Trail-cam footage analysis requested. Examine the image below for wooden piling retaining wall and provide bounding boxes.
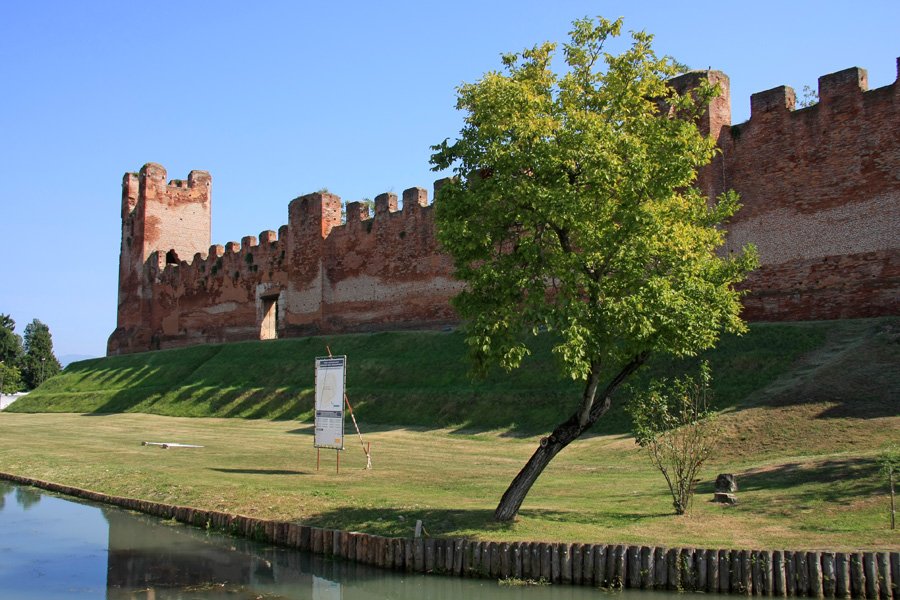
[2,472,898,599]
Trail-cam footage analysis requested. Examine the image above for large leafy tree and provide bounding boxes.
[0,314,23,366]
[22,319,61,389]
[430,17,758,521]
[0,314,24,394]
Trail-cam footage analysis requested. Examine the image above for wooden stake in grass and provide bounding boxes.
[345,393,372,470]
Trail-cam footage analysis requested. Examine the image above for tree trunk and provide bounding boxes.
[493,352,649,521]
[493,421,582,521]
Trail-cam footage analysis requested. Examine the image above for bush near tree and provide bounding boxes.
[628,361,719,515]
[430,16,757,521]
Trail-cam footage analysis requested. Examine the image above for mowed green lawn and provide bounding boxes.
[2,318,898,550]
[0,408,896,551]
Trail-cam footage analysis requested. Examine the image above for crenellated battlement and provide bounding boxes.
[715,59,900,323]
[749,85,796,116]
[106,171,460,356]
[108,58,900,356]
[154,227,291,285]
[717,59,899,211]
[740,60,897,125]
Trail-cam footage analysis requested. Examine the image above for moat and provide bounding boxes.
[0,482,688,599]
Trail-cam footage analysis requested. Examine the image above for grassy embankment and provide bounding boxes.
[2,318,898,550]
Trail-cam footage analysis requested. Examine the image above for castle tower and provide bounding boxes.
[107,163,211,355]
[667,69,732,200]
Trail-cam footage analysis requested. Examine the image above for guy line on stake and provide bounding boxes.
[327,345,372,470]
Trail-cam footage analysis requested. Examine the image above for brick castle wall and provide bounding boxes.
[704,62,899,321]
[107,60,899,356]
[107,169,461,355]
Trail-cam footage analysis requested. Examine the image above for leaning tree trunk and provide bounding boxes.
[493,352,649,522]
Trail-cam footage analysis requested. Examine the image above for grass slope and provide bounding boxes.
[15,318,891,435]
[3,317,898,549]
[0,410,896,550]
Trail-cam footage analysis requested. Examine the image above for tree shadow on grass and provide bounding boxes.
[303,506,518,538]
[208,468,309,476]
[303,504,670,539]
[759,322,900,420]
[284,424,403,435]
[735,457,880,506]
[523,507,674,524]
[214,388,313,420]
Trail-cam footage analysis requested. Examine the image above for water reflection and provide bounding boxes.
[0,481,10,510]
[15,485,41,509]
[0,483,108,599]
[0,483,680,599]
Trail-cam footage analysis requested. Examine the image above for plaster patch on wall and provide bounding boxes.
[329,274,465,304]
[726,193,900,265]
[285,277,323,315]
[205,302,238,314]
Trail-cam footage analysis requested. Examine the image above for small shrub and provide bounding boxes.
[628,361,719,515]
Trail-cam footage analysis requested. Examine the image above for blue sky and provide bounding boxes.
[1,1,898,360]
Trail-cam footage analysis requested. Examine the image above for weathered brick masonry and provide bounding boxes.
[107,60,899,356]
[701,63,900,321]
[107,169,460,355]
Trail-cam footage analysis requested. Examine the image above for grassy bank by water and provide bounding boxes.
[2,318,898,549]
[0,410,896,550]
[13,318,898,435]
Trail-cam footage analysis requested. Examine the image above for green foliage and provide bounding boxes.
[877,444,899,478]
[0,361,23,394]
[1,313,39,392]
[22,319,61,389]
[628,362,718,514]
[429,15,757,520]
[0,314,24,366]
[798,84,819,108]
[430,16,758,383]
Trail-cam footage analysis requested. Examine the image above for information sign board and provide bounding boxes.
[314,356,346,450]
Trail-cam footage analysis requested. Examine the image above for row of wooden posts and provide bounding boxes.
[263,526,900,600]
[3,473,898,599]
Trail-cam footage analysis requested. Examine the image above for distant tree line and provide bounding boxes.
[0,314,61,393]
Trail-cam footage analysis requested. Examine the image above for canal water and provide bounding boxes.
[0,482,683,599]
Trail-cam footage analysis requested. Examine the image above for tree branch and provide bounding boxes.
[587,350,651,424]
